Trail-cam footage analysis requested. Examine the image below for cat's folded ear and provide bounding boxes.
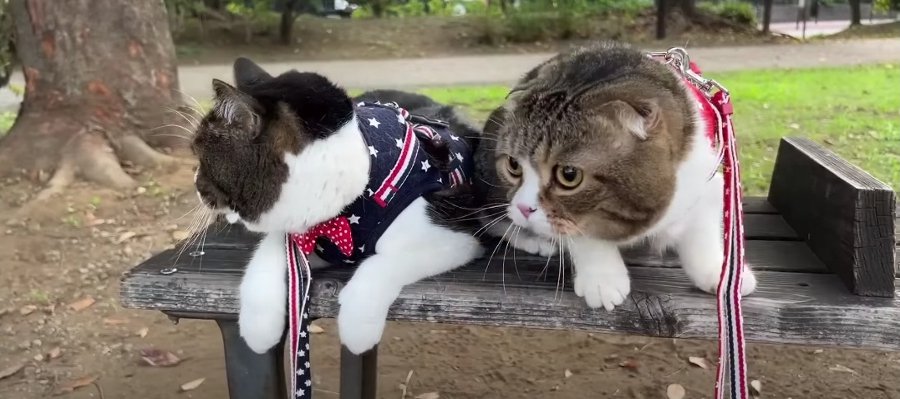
[211,79,263,137]
[599,99,661,141]
[233,57,273,89]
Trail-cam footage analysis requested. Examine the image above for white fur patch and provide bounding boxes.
[241,116,370,234]
[507,162,555,237]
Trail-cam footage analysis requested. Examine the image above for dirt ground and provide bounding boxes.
[1,159,900,399]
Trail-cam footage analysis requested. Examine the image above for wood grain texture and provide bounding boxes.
[120,251,900,351]
[768,137,897,297]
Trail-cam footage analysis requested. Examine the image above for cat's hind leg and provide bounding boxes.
[674,195,757,296]
[337,197,482,355]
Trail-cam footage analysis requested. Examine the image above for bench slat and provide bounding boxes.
[146,238,825,277]
[120,259,900,351]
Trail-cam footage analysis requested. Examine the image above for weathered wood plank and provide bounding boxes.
[768,137,897,297]
[120,253,900,351]
[193,211,800,253]
[160,236,826,275]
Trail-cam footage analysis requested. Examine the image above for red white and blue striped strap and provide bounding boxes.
[649,48,749,399]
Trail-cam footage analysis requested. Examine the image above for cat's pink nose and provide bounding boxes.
[517,204,537,219]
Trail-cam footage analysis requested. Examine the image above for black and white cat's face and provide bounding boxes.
[192,58,370,233]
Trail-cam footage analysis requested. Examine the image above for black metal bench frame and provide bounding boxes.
[120,137,898,399]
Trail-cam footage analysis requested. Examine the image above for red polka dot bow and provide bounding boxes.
[289,217,354,257]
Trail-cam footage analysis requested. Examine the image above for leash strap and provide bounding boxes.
[648,48,749,399]
[287,233,313,398]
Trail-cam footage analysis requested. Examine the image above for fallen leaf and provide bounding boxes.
[139,348,182,367]
[788,123,800,130]
[103,317,128,325]
[136,327,149,338]
[618,359,639,370]
[415,393,439,399]
[48,347,62,359]
[19,305,37,315]
[688,356,710,370]
[564,369,573,379]
[180,377,205,391]
[829,364,857,374]
[53,375,97,395]
[0,362,25,380]
[813,349,824,354]
[666,383,686,399]
[750,379,762,395]
[115,231,137,244]
[33,354,44,362]
[67,296,95,312]
[309,324,325,334]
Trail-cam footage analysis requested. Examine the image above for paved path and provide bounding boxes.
[1,38,899,111]
[766,19,896,38]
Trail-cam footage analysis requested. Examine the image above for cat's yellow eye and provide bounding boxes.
[506,156,522,178]
[555,165,583,189]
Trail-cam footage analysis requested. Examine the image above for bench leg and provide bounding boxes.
[216,319,286,399]
[340,345,377,399]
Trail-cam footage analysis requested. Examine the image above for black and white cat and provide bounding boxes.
[191,58,483,355]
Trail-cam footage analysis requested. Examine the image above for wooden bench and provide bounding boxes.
[119,137,898,399]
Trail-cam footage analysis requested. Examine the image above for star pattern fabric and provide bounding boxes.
[284,102,475,399]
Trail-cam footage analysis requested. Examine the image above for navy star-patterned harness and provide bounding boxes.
[286,101,474,398]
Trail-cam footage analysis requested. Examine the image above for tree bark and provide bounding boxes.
[849,0,862,25]
[762,0,773,34]
[280,0,299,45]
[0,0,185,191]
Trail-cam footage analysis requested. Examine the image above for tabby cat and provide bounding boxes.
[473,42,758,311]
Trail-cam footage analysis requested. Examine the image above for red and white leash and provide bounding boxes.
[648,48,749,399]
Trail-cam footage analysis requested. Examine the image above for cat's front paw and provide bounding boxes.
[573,269,631,311]
[511,235,558,257]
[337,281,392,355]
[239,304,285,354]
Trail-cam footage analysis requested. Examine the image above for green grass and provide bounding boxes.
[0,111,16,138]
[416,64,900,195]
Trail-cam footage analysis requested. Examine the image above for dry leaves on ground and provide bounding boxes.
[139,348,182,367]
[67,296,95,312]
[564,369,573,378]
[53,375,98,395]
[0,362,25,380]
[48,347,62,360]
[666,384,686,399]
[136,327,149,338]
[19,305,37,315]
[618,359,639,370]
[115,231,137,244]
[750,379,762,395]
[829,364,857,374]
[180,377,205,392]
[103,317,129,325]
[688,356,710,370]
[415,393,439,399]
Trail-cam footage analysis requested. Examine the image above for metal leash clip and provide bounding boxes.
[647,47,728,96]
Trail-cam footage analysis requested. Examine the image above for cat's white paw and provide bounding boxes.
[692,267,758,297]
[337,281,391,355]
[512,235,558,257]
[239,304,285,354]
[573,269,631,311]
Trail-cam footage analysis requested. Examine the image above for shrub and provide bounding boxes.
[698,1,757,26]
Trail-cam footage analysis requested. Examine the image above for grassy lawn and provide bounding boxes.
[419,64,900,195]
[1,65,895,195]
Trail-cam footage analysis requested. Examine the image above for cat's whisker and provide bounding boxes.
[150,124,196,137]
[174,88,207,113]
[478,178,504,188]
[500,226,517,295]
[167,107,200,128]
[537,236,557,282]
[555,233,566,301]
[473,213,507,238]
[482,222,513,281]
[510,226,523,281]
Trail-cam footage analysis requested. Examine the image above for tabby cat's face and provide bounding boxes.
[483,42,696,241]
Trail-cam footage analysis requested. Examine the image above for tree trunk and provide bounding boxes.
[762,0,773,34]
[849,0,862,25]
[371,0,385,17]
[280,0,299,45]
[0,0,185,192]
